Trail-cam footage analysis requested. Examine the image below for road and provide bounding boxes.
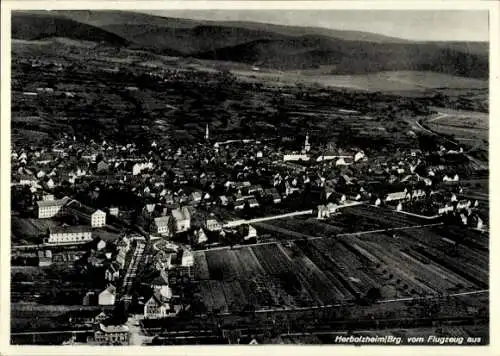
[223,201,364,228]
[427,112,449,123]
[118,240,146,302]
[12,241,88,251]
[12,289,488,337]
[223,210,314,228]
[414,118,488,171]
[11,329,92,336]
[369,204,439,220]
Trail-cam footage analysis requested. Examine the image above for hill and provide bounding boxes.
[11,12,129,46]
[194,37,488,78]
[11,10,489,79]
[51,10,412,43]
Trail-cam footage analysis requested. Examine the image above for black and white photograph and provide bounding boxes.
[1,2,497,352]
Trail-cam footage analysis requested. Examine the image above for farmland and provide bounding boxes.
[425,109,488,144]
[193,220,487,314]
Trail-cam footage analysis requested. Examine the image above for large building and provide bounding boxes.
[93,324,129,345]
[36,196,70,218]
[47,226,92,244]
[65,201,106,228]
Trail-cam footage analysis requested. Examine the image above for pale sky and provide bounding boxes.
[141,10,489,42]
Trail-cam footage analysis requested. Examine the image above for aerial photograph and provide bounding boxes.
[9,9,489,346]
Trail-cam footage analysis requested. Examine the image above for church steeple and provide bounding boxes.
[304,133,310,153]
[205,124,209,140]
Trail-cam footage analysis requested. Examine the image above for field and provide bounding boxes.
[425,109,488,143]
[11,216,58,243]
[193,206,488,314]
[232,69,488,92]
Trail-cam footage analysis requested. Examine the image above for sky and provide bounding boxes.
[141,10,489,42]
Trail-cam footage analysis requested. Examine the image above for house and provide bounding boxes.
[143,287,174,319]
[411,190,426,200]
[247,185,263,195]
[354,151,366,162]
[182,249,194,267]
[42,194,54,201]
[37,250,52,266]
[240,225,257,241]
[116,242,129,269]
[443,174,460,182]
[98,285,116,306]
[67,310,101,325]
[384,191,407,202]
[438,203,454,215]
[152,216,173,236]
[154,251,175,272]
[272,192,282,204]
[283,154,310,162]
[97,161,110,173]
[234,201,245,210]
[317,205,330,219]
[82,291,98,306]
[132,162,153,175]
[47,226,92,244]
[247,198,260,208]
[65,201,106,228]
[192,228,208,245]
[468,214,484,230]
[219,195,229,206]
[95,311,110,324]
[205,218,222,232]
[190,191,202,203]
[93,324,129,345]
[151,269,170,288]
[105,263,120,282]
[96,239,106,250]
[171,206,191,233]
[108,207,119,216]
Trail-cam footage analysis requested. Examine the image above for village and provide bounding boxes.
[10,115,488,345]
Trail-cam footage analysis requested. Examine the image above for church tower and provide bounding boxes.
[205,124,209,140]
[304,133,311,153]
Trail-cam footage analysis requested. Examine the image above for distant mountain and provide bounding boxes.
[193,37,488,77]
[11,12,129,46]
[11,10,488,79]
[51,10,413,43]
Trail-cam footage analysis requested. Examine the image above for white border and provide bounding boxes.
[1,1,498,356]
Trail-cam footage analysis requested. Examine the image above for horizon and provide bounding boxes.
[137,10,489,42]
